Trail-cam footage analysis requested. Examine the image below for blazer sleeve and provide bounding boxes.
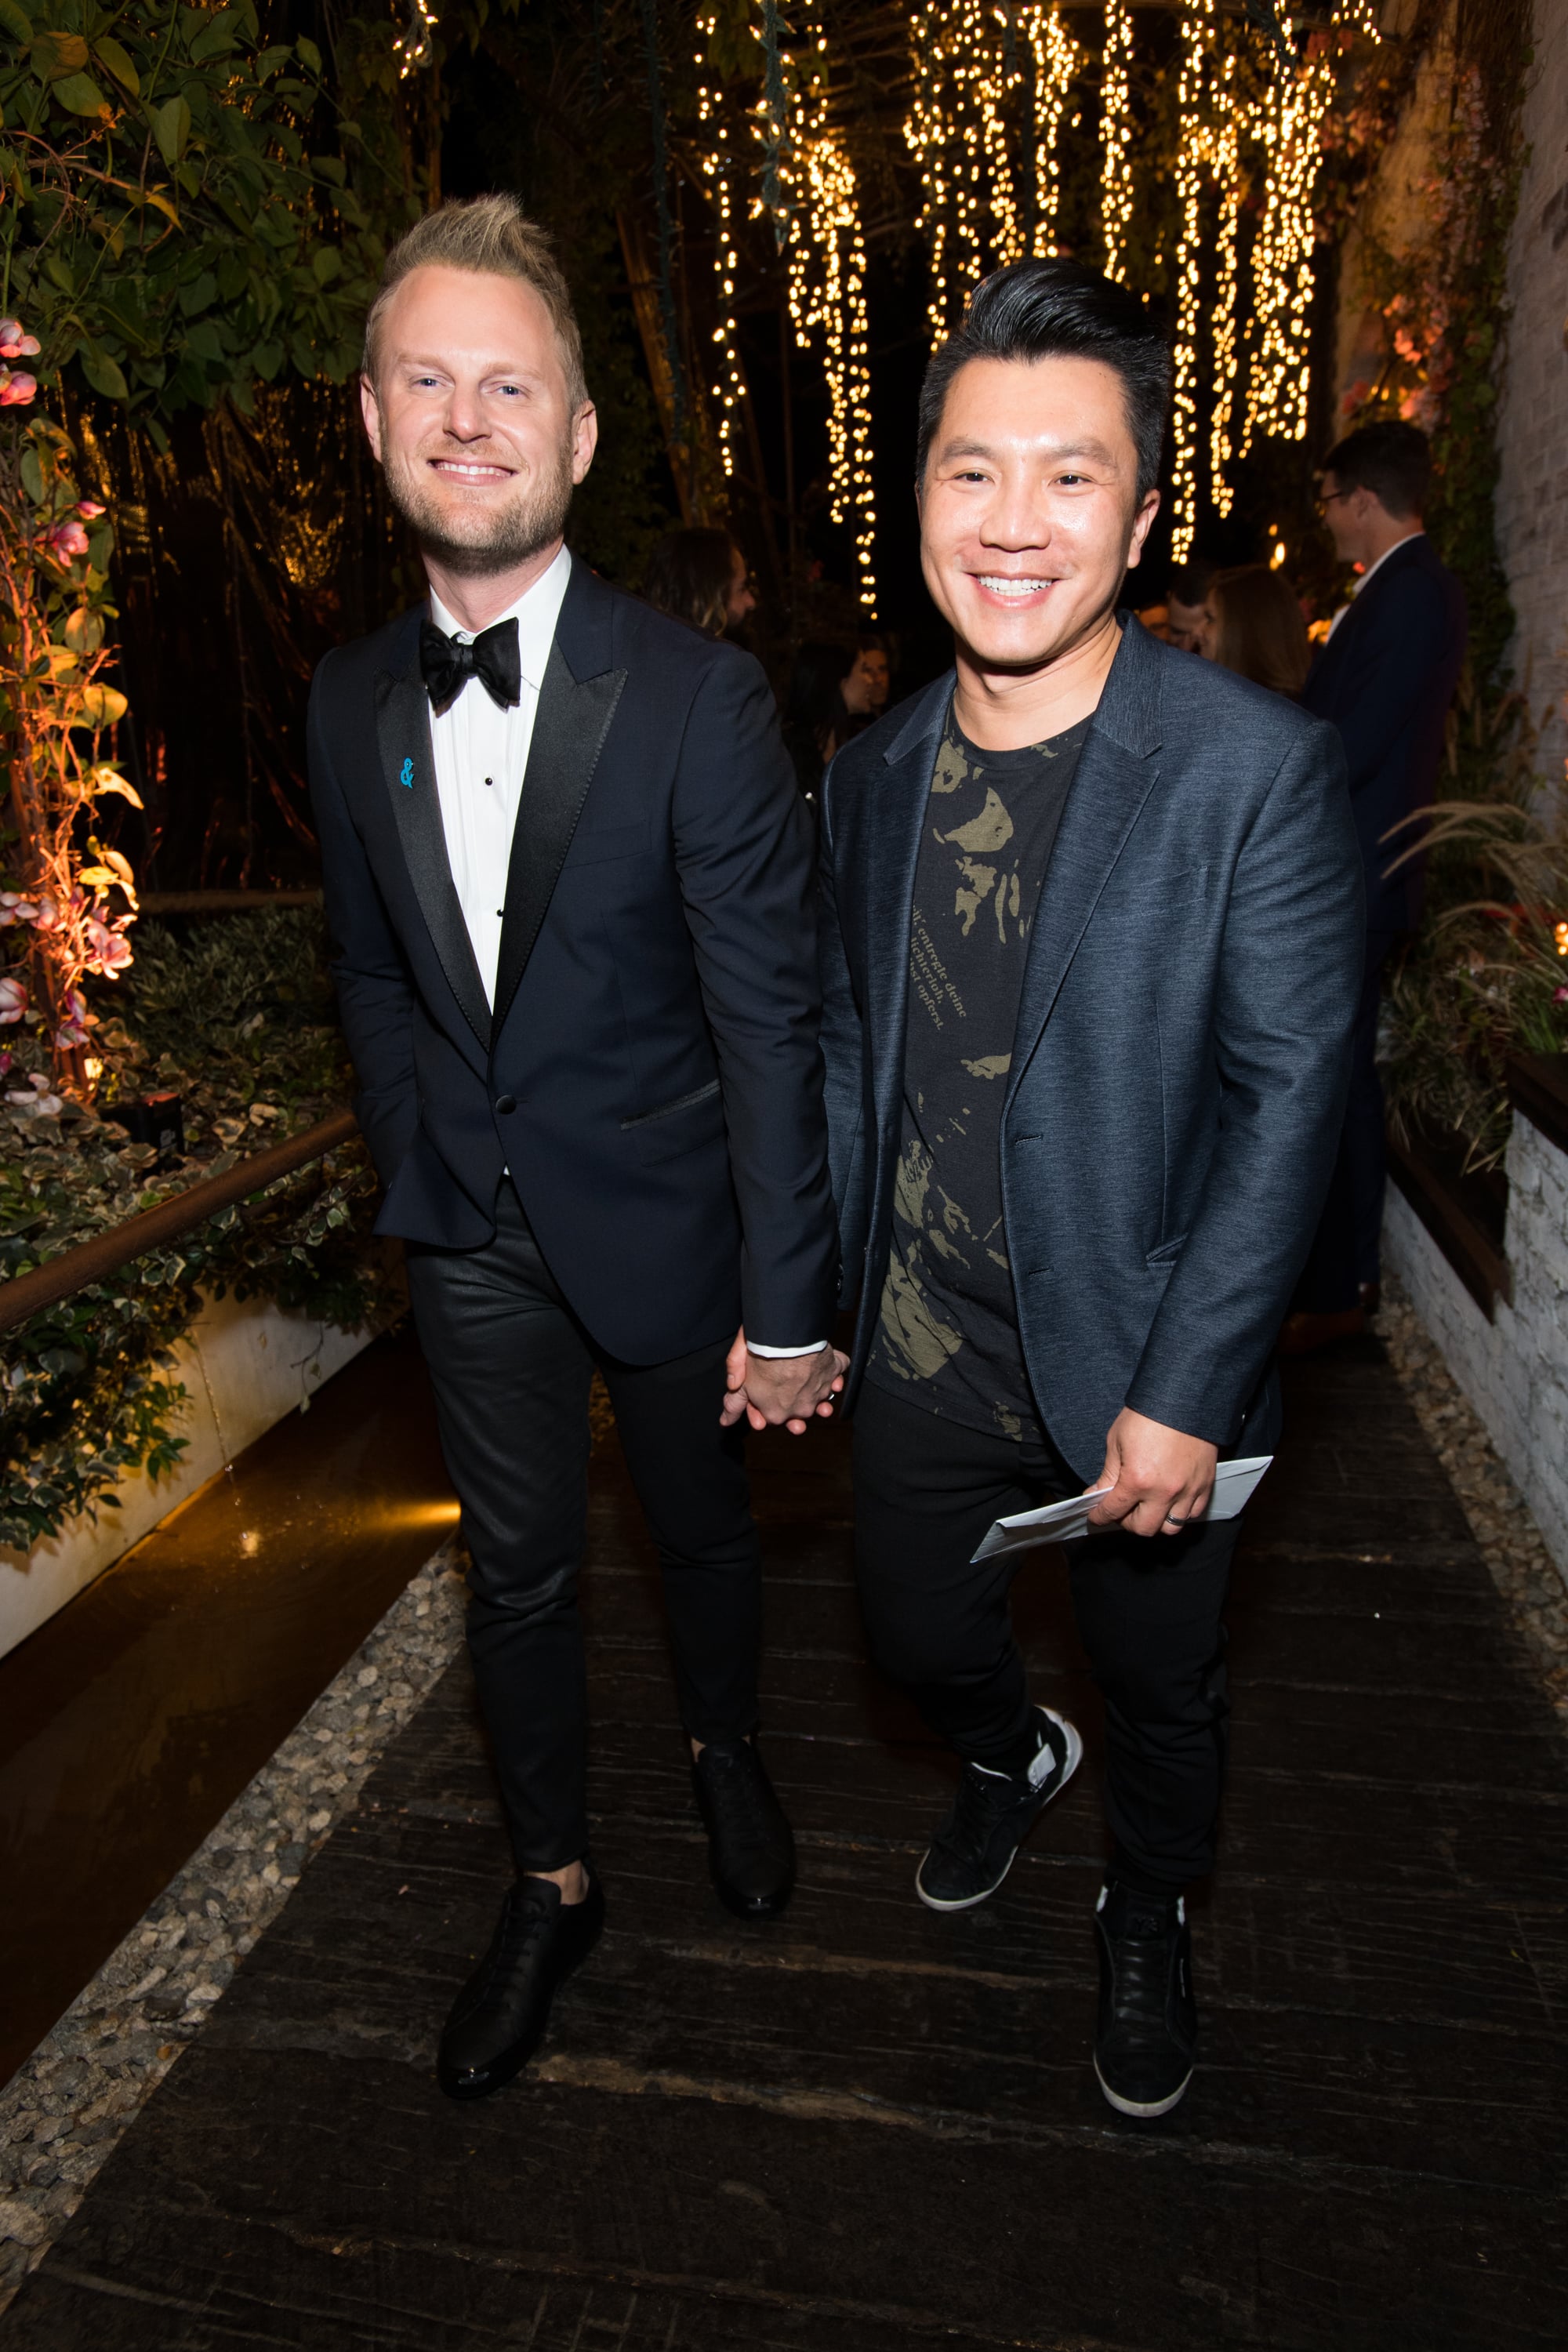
[670,648,840,1349]
[307,662,421,1189]
[1123,720,1364,1443]
[817,753,869,1306]
[1330,568,1451,799]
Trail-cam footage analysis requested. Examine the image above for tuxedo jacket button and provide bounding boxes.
[494,1094,517,1116]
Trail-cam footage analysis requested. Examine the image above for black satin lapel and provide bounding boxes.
[491,643,628,1036]
[1006,730,1160,1111]
[375,670,491,1051]
[866,733,939,1138]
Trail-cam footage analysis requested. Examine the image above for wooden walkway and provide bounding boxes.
[4,1339,1566,2349]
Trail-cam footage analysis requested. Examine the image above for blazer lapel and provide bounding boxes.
[866,677,951,1138]
[374,646,492,1053]
[490,568,628,1039]
[1006,621,1163,1110]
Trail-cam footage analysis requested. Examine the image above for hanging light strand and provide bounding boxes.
[1243,34,1337,452]
[906,2,1024,343]
[1209,48,1241,518]
[696,13,746,480]
[1022,4,1081,260]
[1169,0,1214,563]
[784,21,878,608]
[1098,0,1134,281]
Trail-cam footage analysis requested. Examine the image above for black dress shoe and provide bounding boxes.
[437,1866,604,2101]
[692,1738,795,1918]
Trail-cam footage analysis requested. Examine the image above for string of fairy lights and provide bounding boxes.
[688,0,1383,597]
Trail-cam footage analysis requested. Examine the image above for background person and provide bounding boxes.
[1286,419,1468,1352]
[642,525,757,637]
[818,258,1363,2122]
[782,633,892,800]
[1198,563,1312,697]
[310,197,843,2105]
[1164,559,1214,652]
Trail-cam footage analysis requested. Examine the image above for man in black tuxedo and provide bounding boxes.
[1288,421,1467,1350]
[818,262,1363,2117]
[309,197,844,2101]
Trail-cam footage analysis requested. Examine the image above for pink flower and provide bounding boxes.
[0,372,38,407]
[77,500,105,520]
[48,520,89,561]
[29,893,60,932]
[55,1017,89,1048]
[0,1049,12,1077]
[0,319,38,359]
[0,893,39,928]
[1555,985,1568,1004]
[0,975,28,1024]
[84,920,132,975]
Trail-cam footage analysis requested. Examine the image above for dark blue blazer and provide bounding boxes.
[819,619,1365,1482]
[1299,533,1466,931]
[308,556,839,1364]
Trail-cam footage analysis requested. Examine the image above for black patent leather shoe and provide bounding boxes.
[437,1865,604,2102]
[692,1737,795,1918]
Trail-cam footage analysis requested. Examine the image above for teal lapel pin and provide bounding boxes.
[399,757,415,789]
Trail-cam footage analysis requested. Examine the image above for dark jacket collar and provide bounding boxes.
[880,612,1163,765]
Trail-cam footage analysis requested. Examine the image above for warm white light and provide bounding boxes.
[1099,0,1134,281]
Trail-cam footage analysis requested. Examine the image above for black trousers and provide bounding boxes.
[852,1381,1240,1895]
[405,1181,760,1873]
[1295,927,1400,1314]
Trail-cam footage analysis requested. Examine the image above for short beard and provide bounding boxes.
[383,441,575,579]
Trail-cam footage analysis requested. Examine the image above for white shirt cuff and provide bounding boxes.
[746,1339,829,1358]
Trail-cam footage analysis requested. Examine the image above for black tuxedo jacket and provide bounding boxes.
[820,619,1364,1481]
[1300,533,1466,932]
[308,556,838,1364]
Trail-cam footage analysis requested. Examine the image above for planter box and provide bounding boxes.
[0,1290,384,1662]
[1382,1057,1568,1578]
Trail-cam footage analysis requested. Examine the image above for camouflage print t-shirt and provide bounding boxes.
[866,702,1092,1441]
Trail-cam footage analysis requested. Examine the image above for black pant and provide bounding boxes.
[405,1181,759,1873]
[1296,928,1401,1314]
[852,1382,1240,1894]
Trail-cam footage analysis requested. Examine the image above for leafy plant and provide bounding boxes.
[1,907,394,1549]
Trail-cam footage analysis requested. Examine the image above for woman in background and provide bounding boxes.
[642,527,757,638]
[782,633,893,801]
[1199,563,1312,698]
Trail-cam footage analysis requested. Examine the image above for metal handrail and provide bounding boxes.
[0,1108,359,1338]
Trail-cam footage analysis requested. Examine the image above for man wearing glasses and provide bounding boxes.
[1285,421,1467,1353]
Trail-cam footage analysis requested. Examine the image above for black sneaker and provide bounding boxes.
[1093,1879,1197,2118]
[915,1705,1083,1912]
[692,1737,796,1918]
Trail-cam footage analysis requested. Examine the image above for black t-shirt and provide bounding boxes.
[866,701,1092,1440]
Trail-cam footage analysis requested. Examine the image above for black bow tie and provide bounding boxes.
[419,615,521,715]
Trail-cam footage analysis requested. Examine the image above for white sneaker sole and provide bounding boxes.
[1094,2056,1193,2118]
[914,1711,1084,1913]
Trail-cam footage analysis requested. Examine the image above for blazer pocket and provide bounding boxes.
[564,820,652,868]
[1145,1234,1188,1269]
[621,1076,724,1162]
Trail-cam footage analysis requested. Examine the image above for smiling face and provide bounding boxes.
[361,263,597,589]
[918,353,1158,688]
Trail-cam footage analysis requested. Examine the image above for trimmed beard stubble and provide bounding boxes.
[383,438,575,579]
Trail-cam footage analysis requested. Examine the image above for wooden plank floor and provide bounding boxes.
[4,1339,1566,2350]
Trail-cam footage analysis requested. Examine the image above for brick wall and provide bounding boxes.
[1496,2,1568,781]
[1382,1108,1568,1577]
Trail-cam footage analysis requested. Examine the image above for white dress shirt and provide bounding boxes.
[427,542,572,1007]
[426,543,822,1360]
[1325,529,1425,641]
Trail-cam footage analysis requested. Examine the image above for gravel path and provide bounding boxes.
[0,1537,469,2314]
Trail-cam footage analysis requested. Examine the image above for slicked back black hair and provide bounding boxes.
[916,260,1173,500]
[1320,420,1431,519]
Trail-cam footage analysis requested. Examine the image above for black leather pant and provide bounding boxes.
[405,1181,760,1872]
[852,1381,1240,1895]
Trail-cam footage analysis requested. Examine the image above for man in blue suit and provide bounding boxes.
[818,261,1363,2118]
[1288,422,1468,1348]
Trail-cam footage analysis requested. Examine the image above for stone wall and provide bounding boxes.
[1495,1,1568,780]
[1382,1103,1568,1577]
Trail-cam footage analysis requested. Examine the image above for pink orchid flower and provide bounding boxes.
[85,920,132,975]
[0,975,29,1024]
[48,519,90,561]
[0,319,38,358]
[0,372,38,407]
[0,894,40,927]
[77,500,106,520]
[30,894,60,932]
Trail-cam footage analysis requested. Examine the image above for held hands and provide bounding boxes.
[1086,1406,1218,1538]
[720,1328,848,1436]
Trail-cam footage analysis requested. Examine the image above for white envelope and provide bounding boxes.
[971,1455,1274,1564]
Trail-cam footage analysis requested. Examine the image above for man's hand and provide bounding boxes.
[1086,1406,1218,1537]
[720,1329,848,1435]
